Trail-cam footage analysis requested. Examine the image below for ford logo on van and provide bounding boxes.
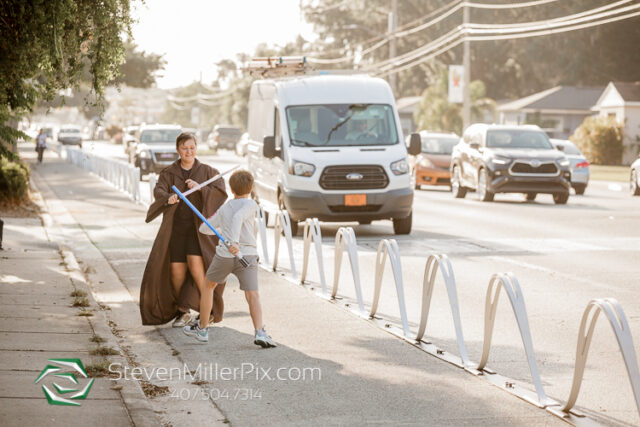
[346,173,363,181]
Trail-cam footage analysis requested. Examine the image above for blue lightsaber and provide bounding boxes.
[171,185,250,267]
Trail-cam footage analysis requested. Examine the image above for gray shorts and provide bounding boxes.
[206,254,259,291]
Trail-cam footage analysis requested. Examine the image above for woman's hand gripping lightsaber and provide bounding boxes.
[171,185,250,268]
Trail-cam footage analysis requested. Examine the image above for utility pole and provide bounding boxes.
[388,0,398,95]
[462,3,471,130]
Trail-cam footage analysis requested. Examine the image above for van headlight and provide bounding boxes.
[390,159,409,175]
[289,160,315,177]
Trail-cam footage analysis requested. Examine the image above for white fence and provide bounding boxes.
[64,147,151,205]
[256,208,640,425]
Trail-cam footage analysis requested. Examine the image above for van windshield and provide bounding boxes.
[286,104,398,147]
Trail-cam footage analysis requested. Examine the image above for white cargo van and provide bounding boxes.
[247,74,421,235]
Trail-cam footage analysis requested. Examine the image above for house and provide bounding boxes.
[498,86,604,139]
[592,82,640,165]
[396,96,422,137]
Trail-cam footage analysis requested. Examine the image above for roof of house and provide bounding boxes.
[498,86,604,113]
[612,81,640,102]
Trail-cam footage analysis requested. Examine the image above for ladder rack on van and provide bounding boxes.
[243,56,309,78]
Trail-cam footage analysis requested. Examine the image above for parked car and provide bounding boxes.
[134,124,182,175]
[450,124,572,204]
[408,131,459,189]
[236,132,249,157]
[248,74,420,235]
[58,125,83,147]
[631,156,640,196]
[210,125,242,150]
[551,139,590,195]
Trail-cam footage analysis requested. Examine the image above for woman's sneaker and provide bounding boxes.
[183,324,208,343]
[254,327,276,348]
[172,311,192,328]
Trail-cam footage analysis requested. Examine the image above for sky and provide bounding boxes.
[131,0,317,89]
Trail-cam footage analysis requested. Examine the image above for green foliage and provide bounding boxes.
[413,68,495,135]
[0,155,30,202]
[570,116,624,165]
[115,41,166,89]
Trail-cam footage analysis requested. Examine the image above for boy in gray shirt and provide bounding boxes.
[183,169,276,348]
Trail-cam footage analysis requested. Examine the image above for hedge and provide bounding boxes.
[570,116,624,165]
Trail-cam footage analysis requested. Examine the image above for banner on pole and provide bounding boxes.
[448,65,464,104]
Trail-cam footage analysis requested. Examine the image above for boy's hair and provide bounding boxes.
[229,170,254,195]
[176,132,196,150]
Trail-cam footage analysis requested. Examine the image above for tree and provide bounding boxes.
[116,41,166,89]
[0,0,134,155]
[414,68,495,135]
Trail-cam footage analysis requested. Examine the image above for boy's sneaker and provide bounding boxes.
[183,324,208,343]
[254,327,276,348]
[188,314,215,328]
[172,311,192,328]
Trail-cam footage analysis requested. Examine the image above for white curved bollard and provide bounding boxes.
[558,298,640,418]
[256,205,270,265]
[415,254,471,368]
[332,227,365,313]
[273,210,297,279]
[300,218,327,294]
[478,273,554,408]
[369,239,410,338]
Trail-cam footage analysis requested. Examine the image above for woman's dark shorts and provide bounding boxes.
[170,222,202,263]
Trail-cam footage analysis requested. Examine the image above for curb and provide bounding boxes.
[30,175,161,427]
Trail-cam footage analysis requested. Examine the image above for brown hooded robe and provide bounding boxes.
[140,158,227,325]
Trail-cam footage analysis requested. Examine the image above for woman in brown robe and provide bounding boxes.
[140,132,227,326]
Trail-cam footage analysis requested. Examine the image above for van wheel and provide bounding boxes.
[393,212,412,235]
[451,166,466,198]
[553,192,569,204]
[278,191,299,236]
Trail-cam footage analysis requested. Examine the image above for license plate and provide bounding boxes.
[159,153,174,159]
[345,194,366,206]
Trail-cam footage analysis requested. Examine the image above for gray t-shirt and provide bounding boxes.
[199,198,258,258]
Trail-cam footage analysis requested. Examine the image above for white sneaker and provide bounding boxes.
[172,312,191,328]
[254,327,277,348]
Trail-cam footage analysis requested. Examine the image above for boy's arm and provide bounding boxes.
[199,207,223,235]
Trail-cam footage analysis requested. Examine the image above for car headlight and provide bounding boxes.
[139,150,151,159]
[491,156,510,165]
[558,157,570,167]
[390,158,409,175]
[289,160,315,177]
[419,157,434,168]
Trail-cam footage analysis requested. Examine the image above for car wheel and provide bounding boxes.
[525,192,537,201]
[477,168,494,202]
[393,211,412,235]
[573,184,586,195]
[451,166,467,199]
[278,191,298,236]
[631,169,640,196]
[553,192,569,204]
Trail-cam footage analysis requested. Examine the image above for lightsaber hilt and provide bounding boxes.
[171,185,250,268]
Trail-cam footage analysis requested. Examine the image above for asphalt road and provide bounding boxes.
[80,140,640,425]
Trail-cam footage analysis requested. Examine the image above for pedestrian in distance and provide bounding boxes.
[35,129,47,163]
[139,132,227,327]
[183,169,276,348]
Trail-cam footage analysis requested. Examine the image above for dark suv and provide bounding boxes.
[450,124,572,204]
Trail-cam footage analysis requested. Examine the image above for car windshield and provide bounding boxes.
[218,128,241,136]
[61,128,80,133]
[421,136,458,154]
[140,129,182,143]
[486,130,553,149]
[286,104,398,147]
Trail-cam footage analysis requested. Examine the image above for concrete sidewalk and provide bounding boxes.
[0,194,157,425]
[19,149,563,425]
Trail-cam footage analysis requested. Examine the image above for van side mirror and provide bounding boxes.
[408,133,421,155]
[263,136,278,159]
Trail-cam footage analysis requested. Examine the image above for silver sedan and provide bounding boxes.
[551,139,590,195]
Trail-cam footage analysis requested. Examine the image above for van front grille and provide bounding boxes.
[319,165,389,190]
